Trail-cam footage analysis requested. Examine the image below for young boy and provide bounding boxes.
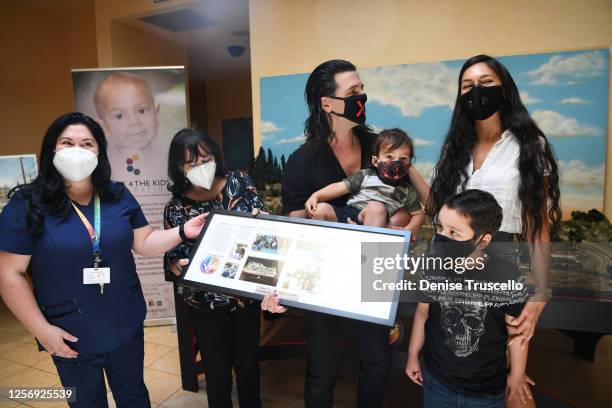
[305,128,424,232]
[93,72,162,179]
[406,189,531,407]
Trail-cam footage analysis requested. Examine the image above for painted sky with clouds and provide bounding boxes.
[260,49,609,215]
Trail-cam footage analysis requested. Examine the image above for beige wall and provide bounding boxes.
[93,0,244,147]
[110,21,189,68]
[0,1,97,157]
[93,0,191,124]
[206,74,253,148]
[0,0,247,165]
[107,20,252,150]
[93,0,196,67]
[249,0,612,216]
[0,0,193,158]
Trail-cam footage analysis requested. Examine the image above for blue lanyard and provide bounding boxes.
[71,194,102,267]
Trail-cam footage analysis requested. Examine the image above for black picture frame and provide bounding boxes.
[177,209,411,326]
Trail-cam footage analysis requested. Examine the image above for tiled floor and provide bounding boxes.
[0,302,611,407]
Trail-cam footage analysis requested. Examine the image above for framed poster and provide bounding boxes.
[178,210,411,326]
[0,154,38,213]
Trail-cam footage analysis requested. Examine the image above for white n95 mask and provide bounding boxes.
[53,147,99,182]
[186,162,216,189]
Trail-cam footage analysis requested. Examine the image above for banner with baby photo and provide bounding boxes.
[72,67,188,323]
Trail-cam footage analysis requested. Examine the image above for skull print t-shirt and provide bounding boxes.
[421,253,525,396]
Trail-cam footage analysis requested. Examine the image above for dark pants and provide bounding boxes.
[190,305,261,408]
[423,365,504,408]
[304,311,391,408]
[52,328,150,408]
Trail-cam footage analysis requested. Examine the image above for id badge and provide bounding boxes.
[83,267,111,285]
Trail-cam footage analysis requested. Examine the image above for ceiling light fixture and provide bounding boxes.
[228,46,245,57]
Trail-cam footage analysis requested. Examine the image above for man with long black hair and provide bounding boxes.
[262,60,391,408]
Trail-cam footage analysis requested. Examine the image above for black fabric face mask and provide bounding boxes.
[460,85,503,121]
[329,93,367,124]
[430,233,480,260]
[376,159,407,186]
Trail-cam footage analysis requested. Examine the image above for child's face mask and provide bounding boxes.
[374,158,407,185]
[431,233,479,259]
[430,232,489,272]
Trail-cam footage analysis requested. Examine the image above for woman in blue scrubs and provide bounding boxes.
[0,112,206,408]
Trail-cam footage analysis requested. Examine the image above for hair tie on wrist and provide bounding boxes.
[179,223,188,241]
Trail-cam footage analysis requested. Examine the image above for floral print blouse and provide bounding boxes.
[163,170,265,311]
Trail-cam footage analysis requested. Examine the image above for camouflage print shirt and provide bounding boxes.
[344,168,421,215]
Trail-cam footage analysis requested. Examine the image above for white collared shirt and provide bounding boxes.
[458,130,523,233]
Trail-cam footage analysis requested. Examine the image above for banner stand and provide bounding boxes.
[71,66,189,325]
[144,318,176,327]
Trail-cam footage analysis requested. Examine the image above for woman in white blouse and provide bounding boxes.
[408,54,561,348]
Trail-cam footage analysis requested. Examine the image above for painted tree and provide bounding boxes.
[251,147,267,190]
[273,157,282,182]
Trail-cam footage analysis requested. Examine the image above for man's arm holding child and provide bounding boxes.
[405,302,429,386]
[305,181,350,216]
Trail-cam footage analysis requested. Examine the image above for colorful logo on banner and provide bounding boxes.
[126,154,141,176]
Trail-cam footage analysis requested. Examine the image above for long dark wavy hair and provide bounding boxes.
[429,55,561,242]
[167,128,225,197]
[9,112,122,235]
[304,59,372,152]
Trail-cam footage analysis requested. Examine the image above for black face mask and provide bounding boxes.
[376,160,407,186]
[430,233,481,260]
[329,93,367,124]
[460,85,503,121]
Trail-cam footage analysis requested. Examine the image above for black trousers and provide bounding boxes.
[304,311,392,408]
[190,304,261,408]
[52,328,150,408]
